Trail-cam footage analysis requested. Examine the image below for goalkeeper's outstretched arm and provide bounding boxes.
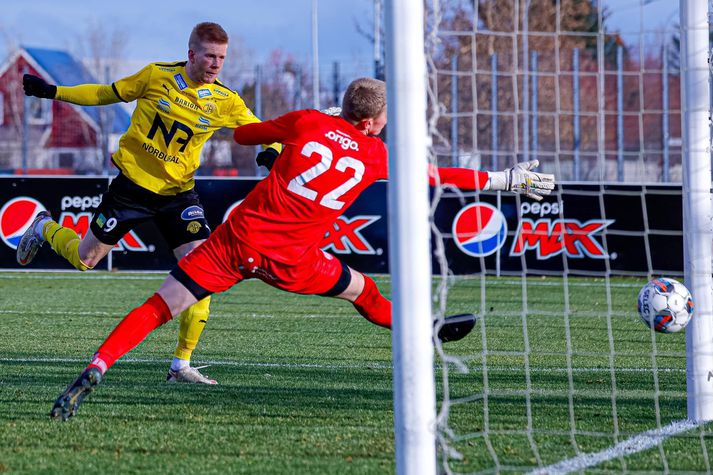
[428,160,555,200]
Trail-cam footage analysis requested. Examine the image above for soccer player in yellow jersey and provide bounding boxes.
[17,22,278,385]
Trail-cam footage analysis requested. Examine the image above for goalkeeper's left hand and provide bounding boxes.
[486,160,555,201]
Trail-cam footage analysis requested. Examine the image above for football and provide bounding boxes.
[637,278,694,333]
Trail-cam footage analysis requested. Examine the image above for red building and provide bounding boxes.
[0,46,130,174]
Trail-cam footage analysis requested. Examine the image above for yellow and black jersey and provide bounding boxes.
[56,61,280,195]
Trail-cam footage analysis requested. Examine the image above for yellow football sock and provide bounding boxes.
[174,296,212,361]
[42,221,92,271]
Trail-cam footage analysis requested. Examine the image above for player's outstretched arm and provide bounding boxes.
[485,159,555,201]
[23,74,121,105]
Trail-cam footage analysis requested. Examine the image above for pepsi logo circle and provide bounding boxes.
[452,203,507,257]
[0,197,47,250]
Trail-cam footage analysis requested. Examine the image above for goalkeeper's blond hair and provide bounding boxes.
[341,78,386,122]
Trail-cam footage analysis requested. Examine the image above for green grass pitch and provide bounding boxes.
[0,272,711,474]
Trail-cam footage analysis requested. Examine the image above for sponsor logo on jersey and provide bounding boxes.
[174,73,188,90]
[452,203,507,257]
[510,218,613,259]
[181,206,205,221]
[158,67,176,73]
[325,130,359,151]
[197,88,212,98]
[214,88,229,97]
[195,116,210,130]
[0,197,47,249]
[320,215,381,255]
[187,221,202,234]
[173,95,200,112]
[157,98,171,113]
[202,102,216,115]
[142,143,180,164]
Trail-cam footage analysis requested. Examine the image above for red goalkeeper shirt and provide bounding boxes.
[232,109,489,263]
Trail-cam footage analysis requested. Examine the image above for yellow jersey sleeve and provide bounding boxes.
[55,84,121,105]
[112,65,152,103]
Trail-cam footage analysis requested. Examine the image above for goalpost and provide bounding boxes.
[681,0,713,422]
[387,0,713,472]
[385,1,437,474]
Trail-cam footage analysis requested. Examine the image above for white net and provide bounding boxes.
[425,0,711,473]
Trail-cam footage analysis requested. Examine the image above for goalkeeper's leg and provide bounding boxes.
[334,266,475,342]
[52,276,196,421]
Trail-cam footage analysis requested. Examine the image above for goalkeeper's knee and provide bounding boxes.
[352,275,392,329]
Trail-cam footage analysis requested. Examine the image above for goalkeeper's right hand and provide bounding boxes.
[485,160,555,201]
[23,74,57,99]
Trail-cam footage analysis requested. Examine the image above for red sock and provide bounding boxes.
[87,293,172,374]
[353,276,392,329]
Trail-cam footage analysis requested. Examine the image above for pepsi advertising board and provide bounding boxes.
[0,177,681,276]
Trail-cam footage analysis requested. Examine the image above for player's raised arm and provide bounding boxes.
[23,74,122,105]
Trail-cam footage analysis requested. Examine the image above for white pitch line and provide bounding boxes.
[0,356,392,371]
[0,356,685,375]
[0,272,643,287]
[526,419,702,475]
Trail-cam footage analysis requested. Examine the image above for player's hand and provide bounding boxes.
[255,147,280,171]
[487,160,555,201]
[23,74,57,99]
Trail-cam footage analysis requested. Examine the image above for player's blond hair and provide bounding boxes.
[341,77,386,122]
[189,22,229,50]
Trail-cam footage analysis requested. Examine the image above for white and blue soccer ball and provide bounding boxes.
[637,278,694,333]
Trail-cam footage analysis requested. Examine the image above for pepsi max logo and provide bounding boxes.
[0,197,47,250]
[180,206,204,221]
[452,203,507,257]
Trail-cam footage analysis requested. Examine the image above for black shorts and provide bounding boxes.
[89,173,211,249]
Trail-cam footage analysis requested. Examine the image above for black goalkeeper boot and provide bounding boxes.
[436,313,477,343]
[50,367,103,421]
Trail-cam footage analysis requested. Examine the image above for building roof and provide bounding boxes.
[23,46,131,134]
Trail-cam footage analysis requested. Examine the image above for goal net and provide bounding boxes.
[406,0,713,473]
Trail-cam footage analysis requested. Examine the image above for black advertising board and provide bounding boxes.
[0,177,682,276]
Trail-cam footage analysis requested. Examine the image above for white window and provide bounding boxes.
[27,96,51,124]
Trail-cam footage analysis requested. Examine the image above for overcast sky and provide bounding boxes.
[1,0,677,77]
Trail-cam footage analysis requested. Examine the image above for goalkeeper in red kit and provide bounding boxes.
[49,77,554,421]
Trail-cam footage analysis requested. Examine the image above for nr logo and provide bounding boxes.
[147,113,193,152]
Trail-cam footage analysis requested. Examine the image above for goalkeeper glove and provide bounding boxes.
[485,159,555,201]
[255,147,280,171]
[320,106,342,116]
[23,74,57,99]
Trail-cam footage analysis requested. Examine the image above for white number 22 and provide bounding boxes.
[287,141,364,210]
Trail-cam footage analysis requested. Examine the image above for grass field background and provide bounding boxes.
[0,271,711,474]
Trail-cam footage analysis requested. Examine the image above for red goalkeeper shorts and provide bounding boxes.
[176,222,344,296]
